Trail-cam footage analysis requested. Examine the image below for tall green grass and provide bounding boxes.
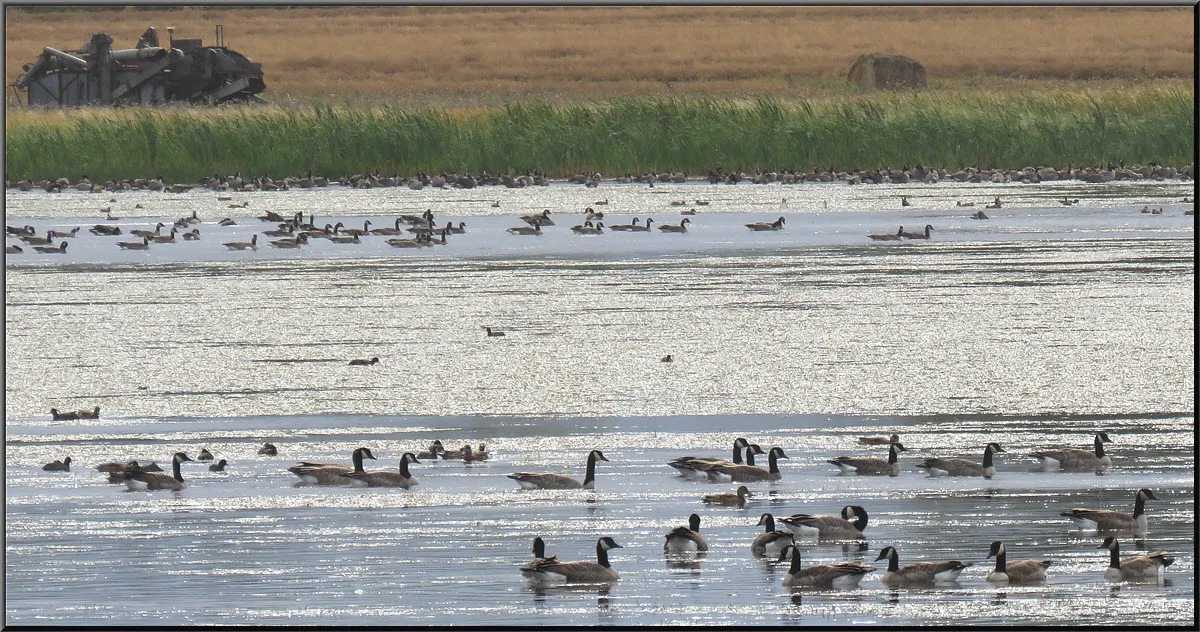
[4,88,1193,182]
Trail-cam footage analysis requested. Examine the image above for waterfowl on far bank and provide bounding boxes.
[829,442,909,476]
[660,353,673,362]
[1030,431,1113,472]
[875,546,972,587]
[485,327,505,337]
[345,452,421,488]
[664,513,710,553]
[868,226,904,241]
[1098,537,1172,583]
[51,406,100,421]
[349,357,379,366]
[916,442,1004,479]
[288,447,376,486]
[42,456,72,472]
[522,536,623,584]
[1061,488,1158,534]
[508,449,609,490]
[124,452,194,491]
[986,541,1051,584]
[702,485,752,508]
[857,433,900,446]
[778,545,877,589]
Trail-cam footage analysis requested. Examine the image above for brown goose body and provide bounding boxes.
[1099,537,1172,582]
[668,437,749,478]
[1061,488,1157,533]
[523,537,622,584]
[124,452,194,491]
[288,447,376,486]
[857,433,899,446]
[875,546,972,587]
[709,447,788,482]
[508,450,609,490]
[829,442,908,476]
[751,513,795,558]
[345,452,420,488]
[42,456,72,471]
[778,545,876,589]
[917,442,1004,478]
[780,505,868,540]
[664,513,710,553]
[985,541,1051,583]
[1030,432,1113,472]
[702,485,752,507]
[519,537,559,579]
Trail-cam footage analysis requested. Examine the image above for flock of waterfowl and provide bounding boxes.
[37,429,1175,590]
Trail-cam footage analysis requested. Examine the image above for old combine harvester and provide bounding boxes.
[10,25,265,106]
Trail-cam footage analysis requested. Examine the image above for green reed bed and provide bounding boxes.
[4,88,1192,182]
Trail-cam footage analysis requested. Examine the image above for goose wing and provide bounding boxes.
[1061,508,1133,529]
[828,456,889,474]
[707,463,771,482]
[1005,559,1052,582]
[507,472,583,489]
[896,560,972,583]
[123,470,184,491]
[1030,448,1101,471]
[917,457,983,476]
[786,562,876,587]
[526,559,617,582]
[345,470,416,488]
[781,513,862,538]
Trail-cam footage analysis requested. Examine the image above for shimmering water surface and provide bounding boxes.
[5,180,1195,626]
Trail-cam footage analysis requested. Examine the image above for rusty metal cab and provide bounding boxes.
[10,25,266,106]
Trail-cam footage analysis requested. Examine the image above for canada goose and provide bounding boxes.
[130,223,165,239]
[607,217,640,231]
[970,210,989,220]
[828,442,909,476]
[345,452,421,488]
[857,433,900,446]
[522,536,623,584]
[6,245,23,254]
[778,545,877,589]
[219,218,237,227]
[985,541,1051,583]
[385,234,426,248]
[520,537,559,579]
[439,444,469,459]
[369,218,405,236]
[20,231,53,246]
[349,357,379,366]
[223,234,258,250]
[197,448,215,461]
[985,197,1002,209]
[745,217,786,231]
[288,446,377,486]
[664,513,710,553]
[208,459,228,472]
[900,196,911,207]
[916,442,1004,478]
[446,221,467,234]
[1099,537,1172,582]
[521,210,554,226]
[416,440,444,460]
[868,226,903,241]
[328,229,361,244]
[1030,432,1113,472]
[571,221,605,235]
[90,224,122,236]
[702,485,752,507]
[658,218,691,233]
[47,227,80,239]
[177,210,201,225]
[901,224,933,239]
[957,201,976,207]
[5,224,35,236]
[628,218,654,232]
[257,443,278,456]
[96,460,136,473]
[668,437,749,478]
[116,236,151,250]
[1061,488,1158,533]
[594,199,609,206]
[261,224,295,237]
[50,406,100,421]
[124,452,194,491]
[32,241,68,254]
[182,229,201,241]
[875,546,972,587]
[42,456,72,472]
[751,513,796,558]
[462,444,489,463]
[79,405,101,419]
[270,233,309,248]
[780,505,868,540]
[707,446,788,482]
[660,353,672,362]
[485,327,505,337]
[507,220,543,236]
[259,210,287,223]
[583,207,604,222]
[508,449,609,490]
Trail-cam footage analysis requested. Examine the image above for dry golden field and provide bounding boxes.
[5,5,1194,106]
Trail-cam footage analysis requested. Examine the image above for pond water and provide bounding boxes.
[4,179,1194,626]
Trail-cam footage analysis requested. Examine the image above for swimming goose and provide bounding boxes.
[116,236,151,250]
[5,224,35,236]
[508,449,609,490]
[507,220,543,236]
[416,440,444,460]
[445,221,467,234]
[708,447,788,482]
[208,459,228,472]
[571,221,605,235]
[658,218,691,233]
[985,541,1051,583]
[197,448,215,461]
[520,537,559,579]
[462,444,489,463]
[628,218,654,232]
[288,447,377,486]
[868,226,904,241]
[439,444,469,459]
[875,546,972,587]
[150,228,178,243]
[47,227,80,239]
[607,217,640,231]
[348,357,379,366]
[901,224,933,239]
[702,485,752,507]
[828,442,909,476]
[223,234,258,250]
[219,218,237,227]
[985,197,1002,209]
[1061,488,1157,533]
[1030,431,1113,472]
[90,224,122,236]
[916,442,1004,478]
[971,210,989,220]
[583,208,604,222]
[6,245,23,254]
[19,231,52,246]
[385,234,427,248]
[751,513,796,558]
[32,241,68,254]
[901,196,911,207]
[664,513,710,553]
[261,224,295,237]
[257,443,278,456]
[521,210,554,226]
[523,536,623,584]
[745,217,786,231]
[270,233,309,248]
[345,452,421,487]
[857,433,900,446]
[124,452,194,491]
[182,229,201,241]
[42,456,72,471]
[369,218,405,236]
[1099,537,1172,583]
[780,505,869,540]
[130,223,165,239]
[328,228,361,244]
[668,437,749,478]
[778,545,877,589]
